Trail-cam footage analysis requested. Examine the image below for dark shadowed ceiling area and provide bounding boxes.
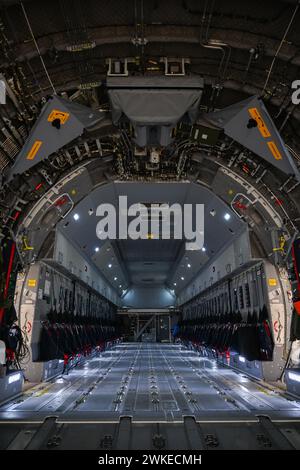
[0,0,299,164]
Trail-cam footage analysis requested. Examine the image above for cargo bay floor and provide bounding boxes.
[1,343,300,450]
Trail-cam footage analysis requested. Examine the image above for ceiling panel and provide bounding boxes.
[57,181,246,293]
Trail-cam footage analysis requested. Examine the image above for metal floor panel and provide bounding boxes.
[1,343,300,449]
[1,343,300,418]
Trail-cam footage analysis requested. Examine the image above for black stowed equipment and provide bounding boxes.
[178,303,274,362]
[39,316,119,362]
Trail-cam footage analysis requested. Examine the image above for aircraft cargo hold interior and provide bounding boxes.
[0,0,300,454]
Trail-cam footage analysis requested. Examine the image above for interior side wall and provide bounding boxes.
[15,259,119,383]
[54,230,120,306]
[178,260,292,381]
[178,229,251,305]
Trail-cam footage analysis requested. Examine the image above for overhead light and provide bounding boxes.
[108,263,112,268]
[173,282,177,286]
[181,276,185,281]
[187,263,191,268]
[201,247,206,252]
[224,212,231,221]
[73,213,80,221]
[239,356,246,363]
[288,372,300,383]
[94,247,100,252]
[114,277,118,281]
[119,284,122,288]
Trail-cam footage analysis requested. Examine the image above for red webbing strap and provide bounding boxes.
[0,242,16,324]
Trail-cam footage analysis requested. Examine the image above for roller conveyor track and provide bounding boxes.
[1,343,300,450]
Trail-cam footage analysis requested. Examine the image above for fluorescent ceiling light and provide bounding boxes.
[73,213,80,221]
[224,212,231,221]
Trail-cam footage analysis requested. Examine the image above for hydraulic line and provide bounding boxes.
[262,1,300,94]
[20,2,57,95]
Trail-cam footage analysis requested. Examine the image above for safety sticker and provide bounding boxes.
[268,278,277,286]
[47,109,70,124]
[248,108,271,138]
[26,140,42,160]
[28,279,37,287]
[267,141,282,160]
